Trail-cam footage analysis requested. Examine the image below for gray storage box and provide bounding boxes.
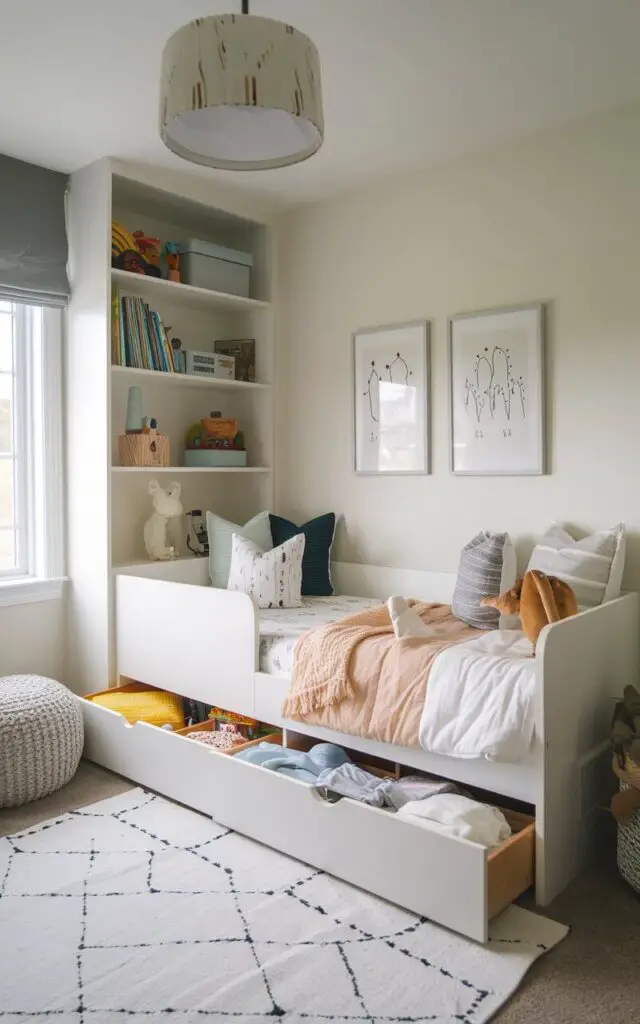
[177,239,253,297]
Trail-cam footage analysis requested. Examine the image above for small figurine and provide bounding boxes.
[186,509,209,557]
[143,480,183,561]
[164,242,181,283]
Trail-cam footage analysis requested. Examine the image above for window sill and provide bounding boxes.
[0,576,67,608]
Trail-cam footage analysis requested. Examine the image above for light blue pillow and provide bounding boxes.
[206,510,272,588]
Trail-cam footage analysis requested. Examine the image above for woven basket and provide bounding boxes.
[617,780,640,894]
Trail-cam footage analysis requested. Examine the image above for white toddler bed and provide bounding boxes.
[80,557,639,941]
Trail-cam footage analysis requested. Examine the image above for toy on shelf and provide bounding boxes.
[143,479,183,561]
[112,221,159,277]
[184,412,247,468]
[133,231,163,277]
[171,337,186,373]
[164,242,181,283]
[186,509,209,557]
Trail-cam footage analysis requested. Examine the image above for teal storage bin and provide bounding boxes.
[177,239,253,297]
[184,449,247,468]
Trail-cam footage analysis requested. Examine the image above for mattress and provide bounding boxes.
[258,595,382,676]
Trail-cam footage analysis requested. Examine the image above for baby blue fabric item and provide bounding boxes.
[233,741,350,783]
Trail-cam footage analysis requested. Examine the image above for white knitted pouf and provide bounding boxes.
[0,675,84,807]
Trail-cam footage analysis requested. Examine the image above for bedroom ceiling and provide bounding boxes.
[1,0,640,207]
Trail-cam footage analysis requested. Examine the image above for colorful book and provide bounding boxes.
[153,311,174,372]
[111,288,121,365]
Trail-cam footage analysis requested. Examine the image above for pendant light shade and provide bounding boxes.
[160,14,324,171]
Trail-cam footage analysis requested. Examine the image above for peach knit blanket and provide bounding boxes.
[282,602,479,747]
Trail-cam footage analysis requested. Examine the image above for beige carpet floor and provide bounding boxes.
[2,760,638,1023]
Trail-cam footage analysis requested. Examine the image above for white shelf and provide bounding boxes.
[112,268,270,313]
[112,465,271,474]
[111,364,270,392]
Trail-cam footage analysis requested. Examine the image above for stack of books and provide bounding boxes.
[112,289,179,372]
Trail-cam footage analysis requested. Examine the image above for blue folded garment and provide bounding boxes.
[233,741,350,782]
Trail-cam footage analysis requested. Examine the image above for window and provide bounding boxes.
[0,301,64,601]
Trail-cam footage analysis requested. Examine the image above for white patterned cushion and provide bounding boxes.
[527,522,625,610]
[227,533,305,609]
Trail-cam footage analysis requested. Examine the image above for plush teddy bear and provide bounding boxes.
[143,480,183,561]
[482,569,578,649]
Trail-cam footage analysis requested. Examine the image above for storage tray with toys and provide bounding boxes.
[84,682,275,751]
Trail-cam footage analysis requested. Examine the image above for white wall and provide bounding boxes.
[0,599,66,679]
[276,104,640,588]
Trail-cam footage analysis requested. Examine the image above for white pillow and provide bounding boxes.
[527,522,625,610]
[227,533,305,609]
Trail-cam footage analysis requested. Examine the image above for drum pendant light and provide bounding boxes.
[160,0,324,171]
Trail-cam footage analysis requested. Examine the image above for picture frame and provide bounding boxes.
[353,320,430,475]
[448,304,545,476]
[214,339,256,382]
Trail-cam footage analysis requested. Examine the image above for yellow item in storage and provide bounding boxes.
[89,689,184,729]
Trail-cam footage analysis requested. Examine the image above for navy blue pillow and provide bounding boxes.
[269,513,336,597]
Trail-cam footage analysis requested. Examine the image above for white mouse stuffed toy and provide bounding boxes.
[143,480,184,560]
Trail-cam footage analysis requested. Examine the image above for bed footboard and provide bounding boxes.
[115,574,258,716]
[537,592,639,904]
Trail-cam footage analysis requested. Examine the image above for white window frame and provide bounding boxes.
[0,303,65,606]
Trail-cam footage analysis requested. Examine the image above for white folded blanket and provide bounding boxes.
[419,629,537,761]
[397,793,512,848]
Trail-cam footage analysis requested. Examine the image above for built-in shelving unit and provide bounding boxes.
[111,364,270,392]
[65,158,276,692]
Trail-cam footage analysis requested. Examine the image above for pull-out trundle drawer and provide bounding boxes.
[81,697,534,943]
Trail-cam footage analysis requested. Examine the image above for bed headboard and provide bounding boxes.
[332,562,456,604]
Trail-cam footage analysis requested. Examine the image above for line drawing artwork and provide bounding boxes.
[363,352,413,441]
[463,345,526,429]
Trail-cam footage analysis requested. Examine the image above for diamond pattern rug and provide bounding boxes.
[0,788,568,1022]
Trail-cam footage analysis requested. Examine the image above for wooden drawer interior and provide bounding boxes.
[487,809,535,919]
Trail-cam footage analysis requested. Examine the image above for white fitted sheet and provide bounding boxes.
[258,595,381,676]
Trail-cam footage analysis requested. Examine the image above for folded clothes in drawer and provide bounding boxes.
[234,738,513,847]
[315,762,459,810]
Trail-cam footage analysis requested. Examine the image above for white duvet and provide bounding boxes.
[419,630,537,762]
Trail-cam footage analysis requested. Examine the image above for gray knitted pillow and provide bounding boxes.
[452,531,517,629]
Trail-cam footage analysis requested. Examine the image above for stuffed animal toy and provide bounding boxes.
[482,569,578,649]
[143,479,183,561]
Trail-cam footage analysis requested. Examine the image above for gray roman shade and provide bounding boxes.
[0,154,69,307]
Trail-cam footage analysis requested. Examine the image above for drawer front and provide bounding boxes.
[82,701,532,943]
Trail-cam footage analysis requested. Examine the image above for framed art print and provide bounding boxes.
[449,304,545,475]
[353,320,430,474]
